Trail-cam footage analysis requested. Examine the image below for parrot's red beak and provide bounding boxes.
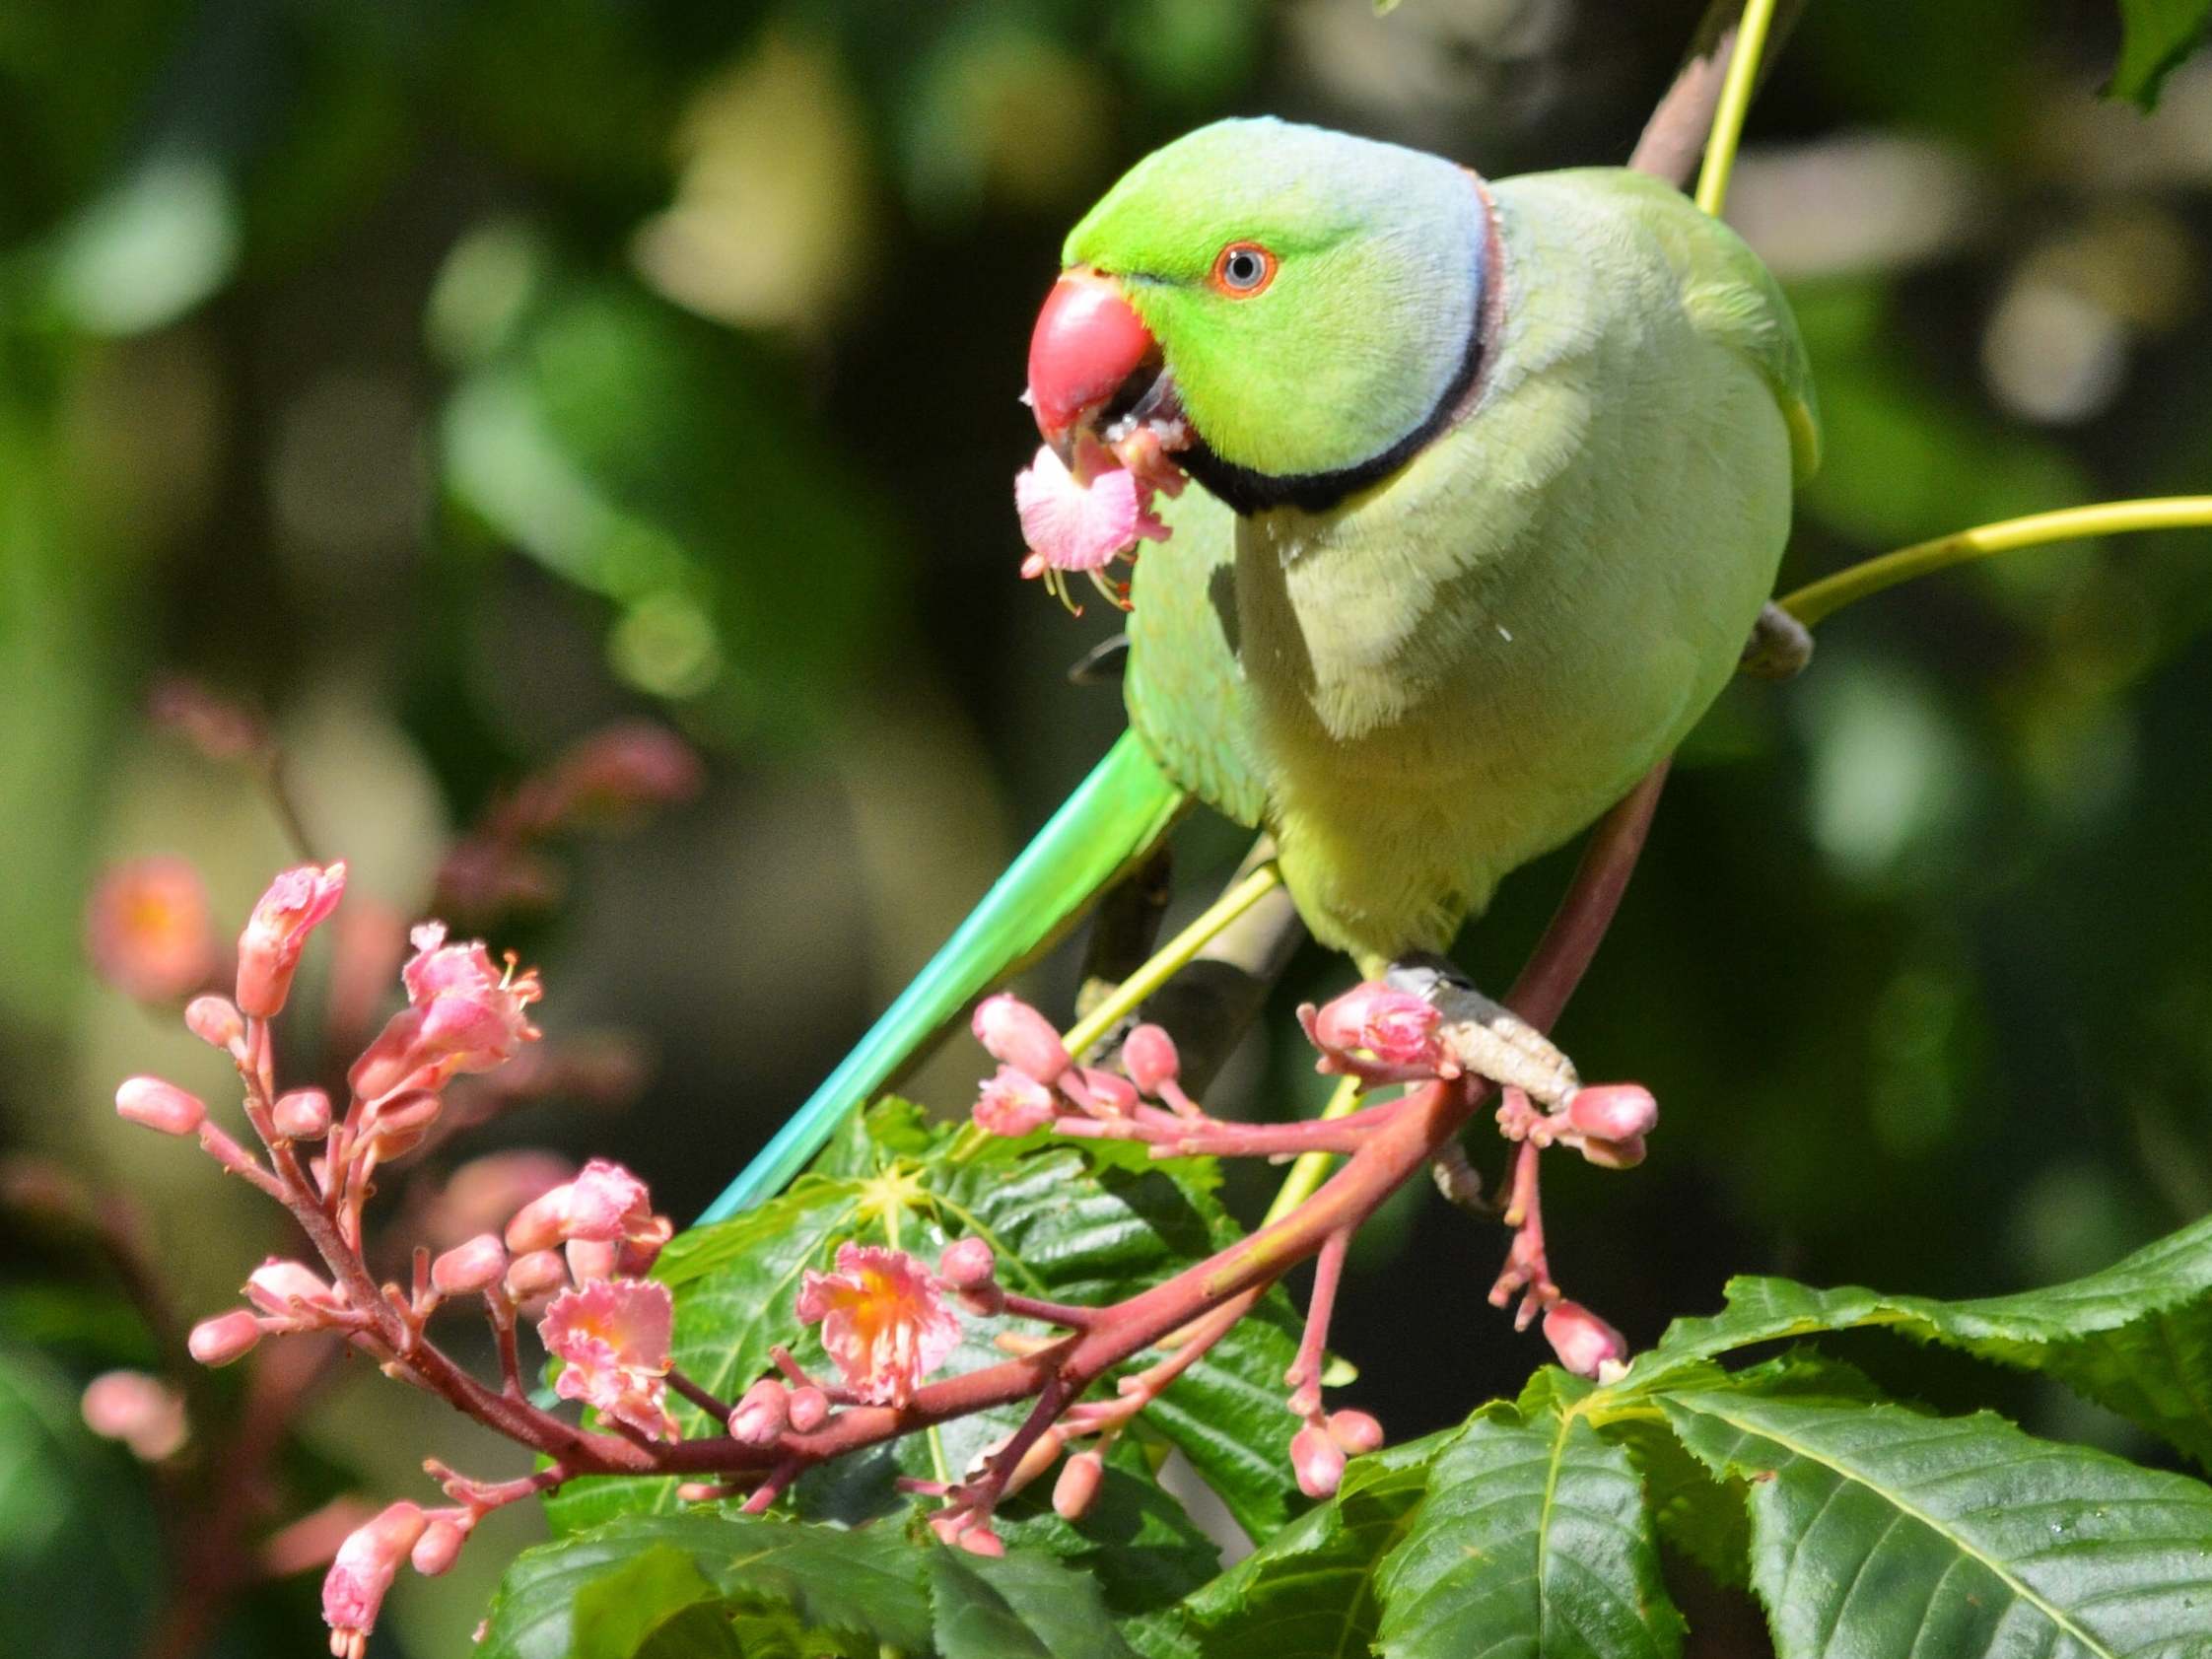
[1026,268,1157,461]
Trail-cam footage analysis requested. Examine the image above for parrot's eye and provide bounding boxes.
[1210,242,1278,298]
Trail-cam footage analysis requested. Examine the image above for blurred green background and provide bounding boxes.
[5,0,2212,1652]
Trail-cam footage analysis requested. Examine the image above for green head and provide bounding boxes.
[1029,117,1489,513]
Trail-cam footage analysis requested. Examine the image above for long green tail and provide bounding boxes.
[696,730,1189,1223]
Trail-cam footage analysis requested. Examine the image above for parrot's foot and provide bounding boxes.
[1739,600,1814,680]
[1383,954,1580,1109]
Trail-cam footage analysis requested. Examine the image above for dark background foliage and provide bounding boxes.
[4,1,2210,1651]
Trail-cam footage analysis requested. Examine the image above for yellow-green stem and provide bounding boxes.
[1694,0,1780,218]
[1780,497,2212,629]
[1262,1073,1366,1227]
[1060,861,1283,1059]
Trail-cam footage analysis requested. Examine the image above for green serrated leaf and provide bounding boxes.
[477,1511,932,1659]
[570,1546,723,1659]
[1373,1403,1683,1659]
[1659,1386,2212,1659]
[2110,0,2212,107]
[630,1603,747,1658]
[930,1547,1145,1659]
[1624,1215,2212,1469]
[1612,1350,1895,1591]
[1136,1432,1447,1659]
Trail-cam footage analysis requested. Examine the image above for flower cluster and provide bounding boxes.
[110,863,684,1658]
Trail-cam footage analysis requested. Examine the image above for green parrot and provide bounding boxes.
[701,116,1815,1222]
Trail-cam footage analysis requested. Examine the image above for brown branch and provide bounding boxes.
[1628,0,1808,189]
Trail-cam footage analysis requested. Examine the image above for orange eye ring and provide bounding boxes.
[1210,242,1278,298]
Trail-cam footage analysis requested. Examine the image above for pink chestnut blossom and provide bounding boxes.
[972,1066,1056,1138]
[114,1075,205,1137]
[321,1500,427,1659]
[236,862,348,1018]
[430,1234,508,1296]
[539,1278,679,1441]
[1564,1084,1659,1144]
[86,856,217,1002]
[972,993,1071,1084]
[1543,1300,1628,1379]
[184,994,245,1052]
[795,1243,961,1408]
[727,1378,790,1446]
[347,922,541,1105]
[1121,1023,1198,1114]
[504,1158,660,1256]
[505,1249,569,1304]
[1290,1421,1347,1499]
[272,1087,333,1141]
[936,1237,996,1291]
[1302,983,1445,1071]
[246,1258,336,1318]
[188,1309,263,1367]
[788,1385,829,1432]
[1327,1409,1385,1456]
[1014,444,1171,579]
[1053,1448,1104,1521]
[80,1369,187,1462]
[409,1516,468,1578]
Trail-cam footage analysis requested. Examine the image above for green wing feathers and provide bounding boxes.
[1569,168,1821,482]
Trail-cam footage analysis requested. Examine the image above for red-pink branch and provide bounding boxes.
[645,761,1670,1478]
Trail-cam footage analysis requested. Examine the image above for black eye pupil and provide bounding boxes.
[1225,250,1262,287]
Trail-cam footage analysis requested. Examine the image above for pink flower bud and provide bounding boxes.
[114,1075,205,1137]
[973,1066,1056,1138]
[322,1501,426,1658]
[246,1258,333,1317]
[788,1386,829,1432]
[409,1517,467,1577]
[566,1237,619,1283]
[955,1526,1004,1557]
[80,1370,187,1461]
[1307,984,1442,1069]
[1326,1409,1385,1456]
[236,862,347,1019]
[937,1238,996,1290]
[366,1092,441,1158]
[972,994,1071,1083]
[188,1309,262,1367]
[272,1087,333,1141]
[1053,1449,1103,1520]
[1290,1421,1346,1499]
[184,994,245,1052]
[727,1379,790,1446]
[1577,1134,1646,1171]
[1076,1067,1138,1116]
[562,1159,655,1242]
[430,1234,507,1296]
[504,1249,568,1302]
[505,1188,571,1254]
[1121,1024,1180,1096]
[1008,1427,1066,1492]
[1543,1300,1627,1379]
[617,1213,673,1278]
[1565,1084,1658,1144]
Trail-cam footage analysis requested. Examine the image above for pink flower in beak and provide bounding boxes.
[236,862,347,1018]
[538,1278,678,1440]
[348,922,541,1104]
[795,1243,960,1408]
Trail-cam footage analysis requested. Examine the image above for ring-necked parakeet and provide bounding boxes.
[702,116,1815,1221]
